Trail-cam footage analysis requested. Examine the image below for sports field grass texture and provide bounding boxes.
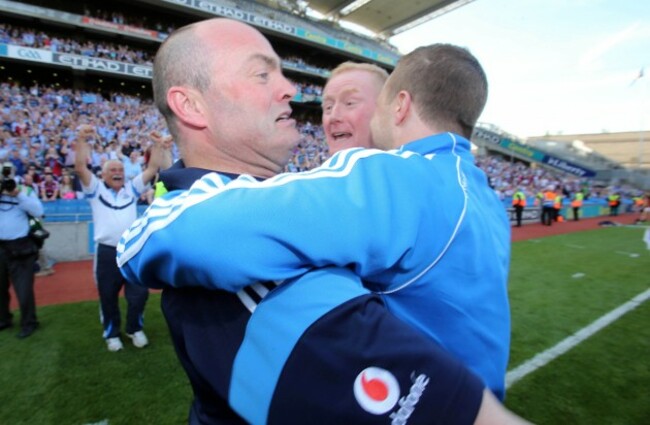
[0,227,648,424]
[0,298,191,425]
[505,226,650,424]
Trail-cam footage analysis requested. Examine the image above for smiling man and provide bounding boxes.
[75,127,170,352]
[321,62,388,154]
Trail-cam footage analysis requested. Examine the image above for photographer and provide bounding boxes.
[0,162,44,339]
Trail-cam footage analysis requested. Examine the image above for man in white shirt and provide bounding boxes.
[75,127,171,351]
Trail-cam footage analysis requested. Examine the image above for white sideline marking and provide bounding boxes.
[506,288,650,389]
[615,250,639,258]
[565,244,584,249]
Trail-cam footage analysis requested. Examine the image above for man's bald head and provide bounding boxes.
[151,18,299,176]
[153,19,271,139]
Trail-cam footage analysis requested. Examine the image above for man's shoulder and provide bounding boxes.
[81,174,102,197]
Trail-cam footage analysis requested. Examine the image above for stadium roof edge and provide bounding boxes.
[128,0,400,67]
[301,0,473,37]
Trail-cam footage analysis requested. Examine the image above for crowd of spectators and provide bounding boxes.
[1,22,336,77]
[287,78,324,99]
[79,6,355,74]
[286,122,329,172]
[14,9,567,200]
[82,7,177,35]
[0,23,155,65]
[13,9,635,205]
[282,55,331,77]
[0,81,331,203]
[474,155,642,202]
[0,81,165,202]
[475,155,585,199]
[1,76,643,208]
[20,0,398,58]
[83,0,400,57]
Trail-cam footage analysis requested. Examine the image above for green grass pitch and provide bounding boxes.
[0,227,648,424]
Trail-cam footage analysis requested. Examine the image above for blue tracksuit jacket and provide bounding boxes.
[136,162,485,424]
[119,132,511,399]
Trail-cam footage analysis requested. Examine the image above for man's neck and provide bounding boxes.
[184,154,278,180]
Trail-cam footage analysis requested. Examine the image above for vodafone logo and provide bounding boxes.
[353,367,400,415]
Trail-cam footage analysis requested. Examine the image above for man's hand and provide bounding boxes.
[140,131,173,186]
[74,124,96,187]
[148,131,173,171]
[150,130,174,150]
[77,124,97,143]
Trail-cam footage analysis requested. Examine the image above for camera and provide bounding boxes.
[1,164,17,193]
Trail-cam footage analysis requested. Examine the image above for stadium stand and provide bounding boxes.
[1,0,646,261]
[0,0,397,261]
[473,123,650,190]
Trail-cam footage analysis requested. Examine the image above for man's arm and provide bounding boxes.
[475,390,532,425]
[227,267,527,425]
[139,131,173,185]
[6,186,44,218]
[115,144,126,161]
[74,125,95,188]
[118,148,467,291]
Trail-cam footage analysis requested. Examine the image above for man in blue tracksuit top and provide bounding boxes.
[118,19,522,424]
[153,161,494,425]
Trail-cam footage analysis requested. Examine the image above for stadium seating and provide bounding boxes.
[1,0,642,227]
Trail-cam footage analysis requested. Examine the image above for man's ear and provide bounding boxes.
[394,90,412,126]
[166,86,208,129]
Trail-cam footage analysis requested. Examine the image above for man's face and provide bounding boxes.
[322,70,383,154]
[199,22,300,174]
[102,162,125,191]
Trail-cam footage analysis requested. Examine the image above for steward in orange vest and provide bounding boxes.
[541,188,557,226]
[553,193,563,222]
[571,192,584,221]
[511,189,526,227]
[608,193,621,216]
[512,190,526,207]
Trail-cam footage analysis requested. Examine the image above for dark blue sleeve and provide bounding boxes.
[267,295,484,424]
[161,287,251,425]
